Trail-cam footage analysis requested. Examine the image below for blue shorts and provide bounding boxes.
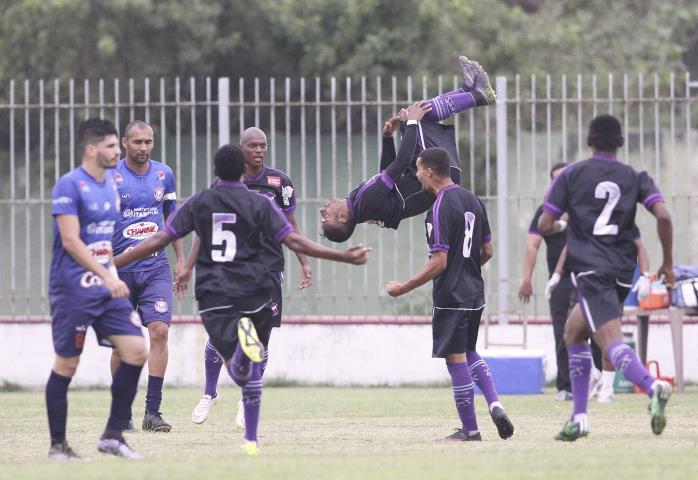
[50,293,143,358]
[119,263,173,326]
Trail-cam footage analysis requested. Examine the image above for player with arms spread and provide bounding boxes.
[114,144,370,455]
[47,118,147,460]
[538,114,674,441]
[386,147,514,442]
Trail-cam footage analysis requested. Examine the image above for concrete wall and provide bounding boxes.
[1,322,695,389]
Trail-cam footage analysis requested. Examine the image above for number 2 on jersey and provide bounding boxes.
[593,181,620,236]
[211,213,237,262]
[462,211,476,258]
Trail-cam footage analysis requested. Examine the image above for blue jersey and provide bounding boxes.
[49,167,121,298]
[111,159,177,272]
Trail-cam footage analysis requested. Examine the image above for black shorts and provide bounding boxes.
[431,306,483,358]
[571,271,632,333]
[270,270,284,328]
[198,295,274,360]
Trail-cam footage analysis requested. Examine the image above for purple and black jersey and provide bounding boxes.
[49,167,121,298]
[543,154,662,276]
[426,184,491,308]
[111,159,176,272]
[164,181,293,306]
[243,166,296,270]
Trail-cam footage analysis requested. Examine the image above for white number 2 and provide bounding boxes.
[593,181,620,236]
[211,213,237,262]
[462,211,476,258]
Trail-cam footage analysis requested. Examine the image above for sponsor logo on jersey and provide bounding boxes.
[121,193,131,199]
[123,221,159,239]
[114,172,124,183]
[86,240,113,264]
[123,208,134,218]
[158,170,166,180]
[130,310,142,327]
[86,220,115,235]
[153,186,165,202]
[154,299,169,313]
[122,207,159,219]
[78,180,90,192]
[267,176,281,187]
[80,271,105,288]
[53,196,73,205]
[281,185,294,206]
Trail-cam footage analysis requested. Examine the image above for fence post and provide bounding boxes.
[496,76,509,325]
[218,77,230,146]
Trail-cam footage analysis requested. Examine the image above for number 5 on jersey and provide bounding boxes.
[212,213,237,262]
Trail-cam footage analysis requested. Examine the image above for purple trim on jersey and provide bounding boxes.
[165,224,179,240]
[216,180,247,188]
[243,166,266,182]
[379,171,395,189]
[590,152,619,162]
[430,245,449,253]
[283,205,296,216]
[349,175,381,218]
[643,193,664,210]
[483,234,492,244]
[543,201,563,218]
[528,227,542,236]
[274,224,294,243]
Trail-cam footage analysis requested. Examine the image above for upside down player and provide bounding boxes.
[114,144,370,455]
[386,147,514,442]
[47,118,147,460]
[538,114,675,441]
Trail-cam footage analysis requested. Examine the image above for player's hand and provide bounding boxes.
[297,263,312,290]
[385,281,403,297]
[382,115,401,136]
[173,268,192,299]
[397,108,409,122]
[104,275,129,298]
[344,244,371,265]
[657,263,675,288]
[518,279,533,303]
[405,101,432,122]
[545,273,561,300]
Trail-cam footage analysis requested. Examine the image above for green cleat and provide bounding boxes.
[237,317,265,363]
[240,440,260,456]
[554,418,588,442]
[649,380,672,435]
[458,56,496,106]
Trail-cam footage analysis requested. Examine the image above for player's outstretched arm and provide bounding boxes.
[287,213,312,289]
[650,202,674,286]
[379,115,400,171]
[386,251,447,297]
[173,234,200,298]
[383,103,431,182]
[114,231,173,269]
[282,232,370,265]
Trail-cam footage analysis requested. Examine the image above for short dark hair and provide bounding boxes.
[77,118,118,154]
[123,120,152,138]
[418,147,451,177]
[550,161,568,179]
[321,220,356,243]
[588,114,622,152]
[214,144,245,180]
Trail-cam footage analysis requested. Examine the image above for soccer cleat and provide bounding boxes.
[191,394,218,424]
[596,388,614,403]
[97,438,143,460]
[240,440,259,456]
[235,398,246,430]
[554,419,589,442]
[142,411,172,432]
[48,441,81,461]
[438,428,482,442]
[458,56,496,106]
[237,317,265,363]
[490,405,514,439]
[554,390,573,401]
[588,368,602,400]
[649,380,672,435]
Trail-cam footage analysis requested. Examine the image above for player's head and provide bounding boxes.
[320,197,355,243]
[122,120,154,166]
[550,162,568,180]
[77,118,120,168]
[240,127,268,171]
[214,144,246,181]
[587,114,624,153]
[416,147,451,191]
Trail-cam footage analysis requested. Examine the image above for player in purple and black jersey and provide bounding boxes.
[386,147,514,442]
[320,57,495,243]
[110,120,185,433]
[114,144,370,455]
[538,114,675,441]
[46,118,147,461]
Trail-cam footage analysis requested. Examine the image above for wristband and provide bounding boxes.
[406,119,418,126]
[108,265,119,278]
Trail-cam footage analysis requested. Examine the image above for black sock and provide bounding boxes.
[106,361,143,433]
[45,370,72,446]
[145,375,164,414]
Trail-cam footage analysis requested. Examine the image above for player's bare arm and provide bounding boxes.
[287,213,312,289]
[173,234,200,298]
[385,251,447,297]
[649,201,674,286]
[518,233,542,303]
[282,232,370,265]
[114,231,172,269]
[480,241,493,266]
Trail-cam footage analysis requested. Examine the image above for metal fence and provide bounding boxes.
[2,73,698,340]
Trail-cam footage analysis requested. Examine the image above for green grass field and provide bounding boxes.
[1,386,697,480]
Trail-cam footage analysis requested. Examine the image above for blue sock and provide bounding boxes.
[107,362,143,432]
[243,363,263,443]
[145,375,164,414]
[45,371,71,445]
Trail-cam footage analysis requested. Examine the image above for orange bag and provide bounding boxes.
[639,275,670,310]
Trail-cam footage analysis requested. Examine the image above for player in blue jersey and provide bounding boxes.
[114,144,370,455]
[110,120,185,432]
[320,57,494,242]
[47,118,147,461]
[386,147,514,442]
[537,114,675,441]
[184,127,313,427]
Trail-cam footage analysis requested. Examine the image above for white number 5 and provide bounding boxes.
[463,211,476,258]
[211,213,237,262]
[593,181,620,236]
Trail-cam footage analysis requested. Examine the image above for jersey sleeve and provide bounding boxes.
[383,123,418,184]
[427,202,450,254]
[379,136,397,171]
[543,171,567,219]
[163,168,177,218]
[528,205,544,236]
[164,193,199,240]
[480,198,492,244]
[280,175,297,216]
[51,177,80,216]
[258,197,293,244]
[637,171,664,211]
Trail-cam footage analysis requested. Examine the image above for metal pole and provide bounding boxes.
[218,77,230,146]
[496,76,509,325]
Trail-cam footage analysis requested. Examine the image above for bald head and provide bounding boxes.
[240,127,268,172]
[241,127,266,144]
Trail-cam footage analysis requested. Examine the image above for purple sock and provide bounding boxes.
[204,340,223,397]
[446,362,478,434]
[423,89,476,122]
[607,341,655,396]
[45,370,71,445]
[242,363,263,442]
[568,343,592,417]
[260,350,269,378]
[145,375,164,414]
[466,351,499,406]
[107,362,143,432]
[227,343,252,387]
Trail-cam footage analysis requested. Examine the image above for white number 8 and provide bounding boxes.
[463,211,476,258]
[211,213,237,262]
